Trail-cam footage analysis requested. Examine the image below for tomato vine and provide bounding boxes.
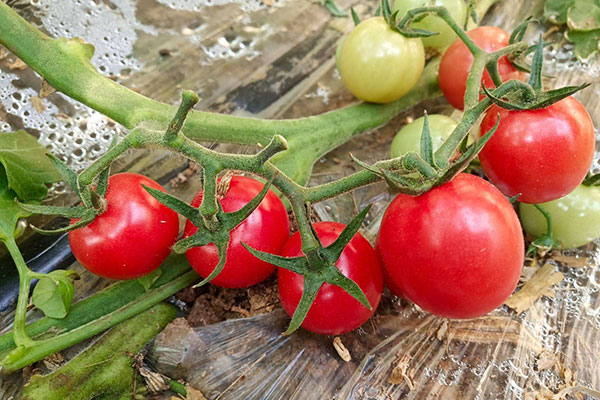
[0,0,593,374]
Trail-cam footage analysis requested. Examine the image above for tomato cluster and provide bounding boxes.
[67,15,598,336]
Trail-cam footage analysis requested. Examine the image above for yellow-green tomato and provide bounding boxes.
[520,185,600,248]
[339,17,425,103]
[390,114,457,158]
[393,0,467,50]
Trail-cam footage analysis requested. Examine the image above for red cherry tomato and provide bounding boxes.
[376,174,524,319]
[278,222,383,335]
[184,176,290,288]
[69,173,179,280]
[478,96,595,204]
[438,26,525,110]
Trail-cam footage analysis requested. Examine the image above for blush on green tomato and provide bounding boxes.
[339,17,425,103]
[392,0,467,50]
[519,185,600,249]
[390,114,457,158]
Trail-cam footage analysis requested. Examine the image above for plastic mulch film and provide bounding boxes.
[148,248,600,400]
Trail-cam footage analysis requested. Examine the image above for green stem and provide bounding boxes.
[534,204,553,237]
[0,0,440,184]
[0,267,198,373]
[0,255,190,354]
[20,303,176,400]
[3,237,36,348]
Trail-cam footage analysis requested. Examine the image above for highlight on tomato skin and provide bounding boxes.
[278,222,384,335]
[478,96,596,204]
[68,173,180,280]
[376,173,524,319]
[438,26,526,110]
[184,175,290,289]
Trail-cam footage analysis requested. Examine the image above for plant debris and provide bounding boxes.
[504,263,564,315]
[388,354,415,389]
[333,336,351,362]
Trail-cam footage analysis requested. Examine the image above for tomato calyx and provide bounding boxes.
[16,154,112,234]
[381,0,441,38]
[144,175,277,287]
[351,112,500,195]
[482,35,590,111]
[525,204,560,258]
[242,206,373,335]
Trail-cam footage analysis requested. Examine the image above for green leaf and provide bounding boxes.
[0,167,30,243]
[0,130,59,201]
[567,0,600,31]
[136,269,163,292]
[543,0,575,24]
[350,7,360,26]
[419,113,435,168]
[32,270,78,319]
[567,29,600,61]
[323,0,346,17]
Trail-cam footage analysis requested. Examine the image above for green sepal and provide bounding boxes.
[320,264,371,310]
[508,194,521,204]
[242,243,308,274]
[30,215,96,235]
[284,275,322,335]
[528,35,544,91]
[322,0,346,17]
[582,173,600,186]
[136,268,163,292]
[509,16,538,44]
[223,175,275,228]
[172,232,212,254]
[526,233,559,258]
[436,116,499,185]
[32,270,79,319]
[192,239,229,288]
[46,153,80,197]
[16,202,89,219]
[419,113,436,169]
[321,205,371,263]
[143,185,199,222]
[350,7,360,26]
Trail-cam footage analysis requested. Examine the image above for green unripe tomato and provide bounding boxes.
[519,185,600,249]
[339,17,425,103]
[390,114,457,158]
[393,0,467,50]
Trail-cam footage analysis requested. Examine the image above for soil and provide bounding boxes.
[177,275,281,327]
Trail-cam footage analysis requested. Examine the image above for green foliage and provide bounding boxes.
[32,270,79,319]
[544,0,600,60]
[0,131,58,242]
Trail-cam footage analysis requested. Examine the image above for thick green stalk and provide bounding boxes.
[20,303,176,400]
[0,1,440,184]
[0,259,198,373]
[0,255,190,354]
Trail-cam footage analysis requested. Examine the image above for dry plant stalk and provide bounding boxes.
[388,354,415,389]
[505,263,564,314]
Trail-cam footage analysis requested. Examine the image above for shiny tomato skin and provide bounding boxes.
[278,222,383,335]
[478,96,595,204]
[339,17,425,103]
[184,176,290,288]
[376,174,524,319]
[69,173,179,280]
[438,26,525,110]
